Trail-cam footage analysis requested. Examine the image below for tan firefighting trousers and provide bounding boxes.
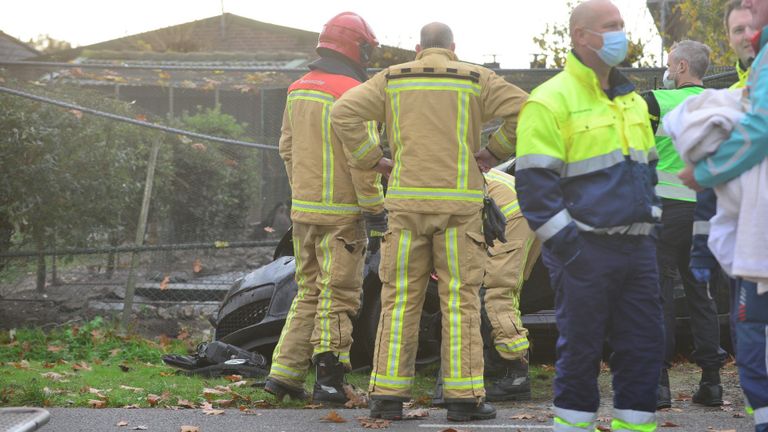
[268,220,367,389]
[483,215,541,361]
[369,211,487,402]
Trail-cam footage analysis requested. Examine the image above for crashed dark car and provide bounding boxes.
[212,161,731,369]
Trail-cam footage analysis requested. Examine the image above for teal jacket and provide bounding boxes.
[694,27,768,187]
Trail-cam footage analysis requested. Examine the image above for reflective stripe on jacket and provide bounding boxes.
[279,69,384,224]
[651,87,704,202]
[516,51,660,247]
[332,48,528,215]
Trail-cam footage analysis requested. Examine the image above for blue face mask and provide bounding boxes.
[586,29,629,67]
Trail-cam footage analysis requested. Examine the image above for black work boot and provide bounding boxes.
[446,401,497,421]
[692,368,723,406]
[264,377,309,401]
[312,352,348,404]
[484,350,531,402]
[370,399,404,420]
[656,368,671,409]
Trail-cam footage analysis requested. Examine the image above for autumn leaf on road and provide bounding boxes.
[321,410,347,423]
[193,258,202,273]
[660,420,680,427]
[357,416,391,429]
[511,413,536,419]
[404,408,429,419]
[116,420,129,427]
[180,426,200,432]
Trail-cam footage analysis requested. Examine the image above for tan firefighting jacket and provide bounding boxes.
[484,168,540,279]
[331,48,529,215]
[279,69,384,225]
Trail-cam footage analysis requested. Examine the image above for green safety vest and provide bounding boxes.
[652,86,705,201]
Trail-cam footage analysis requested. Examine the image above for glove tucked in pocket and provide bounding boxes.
[483,195,507,247]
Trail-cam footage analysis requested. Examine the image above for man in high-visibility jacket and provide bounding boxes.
[264,12,386,405]
[481,168,541,402]
[332,22,528,422]
[515,1,664,431]
[690,0,757,365]
[727,0,756,90]
[642,40,727,409]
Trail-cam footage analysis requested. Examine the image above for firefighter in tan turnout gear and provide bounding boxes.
[264,12,386,405]
[481,168,541,402]
[331,22,528,422]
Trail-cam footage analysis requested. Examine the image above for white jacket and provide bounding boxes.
[664,88,768,293]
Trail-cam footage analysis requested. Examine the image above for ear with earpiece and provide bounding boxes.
[359,41,372,64]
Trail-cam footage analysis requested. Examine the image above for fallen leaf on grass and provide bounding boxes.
[203,388,227,399]
[147,394,162,406]
[72,361,92,371]
[120,385,144,392]
[253,400,275,409]
[180,426,200,432]
[229,380,248,387]
[321,410,347,423]
[47,344,63,352]
[12,360,30,369]
[660,420,680,427]
[303,403,324,409]
[123,404,140,409]
[177,399,196,409]
[41,372,65,381]
[404,408,430,419]
[343,384,368,408]
[116,420,129,427]
[357,416,391,429]
[213,399,235,407]
[224,374,242,382]
[88,399,107,408]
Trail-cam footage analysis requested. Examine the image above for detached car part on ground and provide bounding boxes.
[211,162,732,369]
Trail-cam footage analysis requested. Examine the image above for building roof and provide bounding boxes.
[0,31,39,61]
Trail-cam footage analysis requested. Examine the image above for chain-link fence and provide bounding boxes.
[0,61,739,336]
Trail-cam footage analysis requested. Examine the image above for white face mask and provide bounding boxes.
[662,69,676,89]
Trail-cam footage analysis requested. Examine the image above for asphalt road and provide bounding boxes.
[38,401,752,432]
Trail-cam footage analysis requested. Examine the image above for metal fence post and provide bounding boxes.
[121,138,161,332]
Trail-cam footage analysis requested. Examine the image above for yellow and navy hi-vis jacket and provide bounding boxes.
[331,48,529,216]
[515,51,661,253]
[279,69,384,225]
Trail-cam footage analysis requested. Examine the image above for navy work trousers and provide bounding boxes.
[735,280,768,432]
[543,233,664,414]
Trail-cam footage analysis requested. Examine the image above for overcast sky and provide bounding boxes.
[2,0,662,68]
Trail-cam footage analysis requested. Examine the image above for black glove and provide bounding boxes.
[482,196,507,247]
[363,211,387,238]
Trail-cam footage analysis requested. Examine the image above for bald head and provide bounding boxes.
[570,0,620,38]
[419,22,454,49]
